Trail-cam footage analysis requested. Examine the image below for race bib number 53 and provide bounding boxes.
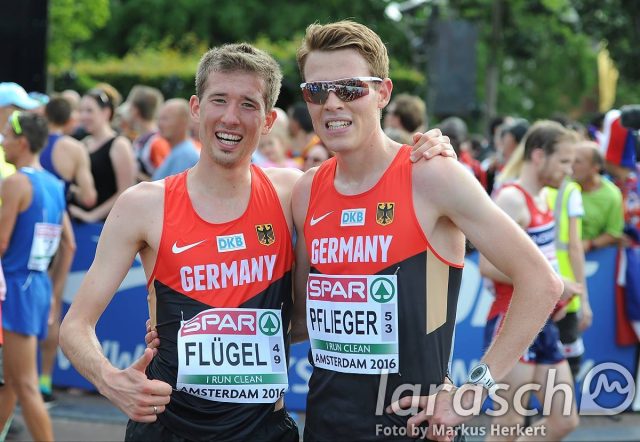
[177,308,288,403]
[307,274,399,374]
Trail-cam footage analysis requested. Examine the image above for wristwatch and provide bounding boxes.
[467,363,496,390]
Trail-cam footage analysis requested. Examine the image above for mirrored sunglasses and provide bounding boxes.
[300,77,383,105]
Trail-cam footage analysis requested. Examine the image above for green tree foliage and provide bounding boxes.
[449,0,598,120]
[48,0,110,67]
[54,0,425,107]
[449,0,640,117]
[53,0,638,122]
[572,0,640,82]
[51,44,204,99]
[80,0,412,64]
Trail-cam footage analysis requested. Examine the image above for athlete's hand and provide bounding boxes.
[561,279,583,301]
[579,300,593,331]
[409,129,457,163]
[552,303,568,322]
[386,383,479,441]
[68,204,91,223]
[145,319,160,356]
[100,348,172,422]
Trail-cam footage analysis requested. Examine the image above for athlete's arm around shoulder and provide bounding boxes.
[262,167,303,233]
[59,180,172,422]
[412,158,563,381]
[289,168,317,343]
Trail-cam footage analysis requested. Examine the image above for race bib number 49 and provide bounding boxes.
[307,274,399,374]
[176,308,288,403]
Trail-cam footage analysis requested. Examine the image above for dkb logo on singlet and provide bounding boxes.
[370,277,395,303]
[217,233,246,253]
[341,208,366,226]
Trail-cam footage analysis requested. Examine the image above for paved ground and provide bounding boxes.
[5,389,640,441]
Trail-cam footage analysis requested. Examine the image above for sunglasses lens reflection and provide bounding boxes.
[302,79,370,105]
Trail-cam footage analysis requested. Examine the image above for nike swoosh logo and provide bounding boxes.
[310,211,333,226]
[172,240,206,254]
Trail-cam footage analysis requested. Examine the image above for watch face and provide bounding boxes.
[470,365,485,381]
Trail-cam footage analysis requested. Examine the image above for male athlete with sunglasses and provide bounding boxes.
[291,21,564,441]
[60,43,452,441]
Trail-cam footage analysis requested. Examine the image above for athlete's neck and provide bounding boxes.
[190,158,252,198]
[186,159,253,223]
[47,124,64,135]
[90,125,116,144]
[578,173,601,192]
[333,132,401,195]
[168,133,189,148]
[136,120,157,135]
[14,155,41,170]
[517,164,543,197]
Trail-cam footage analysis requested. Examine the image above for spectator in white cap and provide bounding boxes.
[0,83,42,178]
[27,92,50,117]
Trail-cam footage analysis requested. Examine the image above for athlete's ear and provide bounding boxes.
[377,78,393,110]
[262,109,277,135]
[189,95,201,125]
[531,146,545,165]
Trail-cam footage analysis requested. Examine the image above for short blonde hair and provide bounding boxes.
[195,43,282,112]
[296,20,389,81]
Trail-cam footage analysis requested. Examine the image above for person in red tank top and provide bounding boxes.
[480,121,582,441]
[291,21,567,442]
[58,42,454,442]
[59,44,304,442]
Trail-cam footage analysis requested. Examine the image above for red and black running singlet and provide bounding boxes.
[303,146,463,441]
[489,183,558,320]
[146,166,293,441]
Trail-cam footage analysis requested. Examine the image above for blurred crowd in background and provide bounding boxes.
[0,74,638,425]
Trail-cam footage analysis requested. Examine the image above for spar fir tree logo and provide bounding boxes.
[259,311,281,336]
[370,277,396,303]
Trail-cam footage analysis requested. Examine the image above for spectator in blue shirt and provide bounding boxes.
[152,99,199,180]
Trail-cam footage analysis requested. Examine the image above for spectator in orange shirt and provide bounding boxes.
[288,102,319,165]
[127,86,170,181]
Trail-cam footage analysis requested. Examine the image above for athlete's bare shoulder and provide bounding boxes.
[291,167,320,226]
[1,169,30,190]
[110,180,164,223]
[262,166,303,196]
[261,167,303,225]
[411,155,476,205]
[52,136,86,170]
[102,179,165,250]
[291,167,320,205]
[492,185,528,227]
[55,135,84,154]
[493,185,526,207]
